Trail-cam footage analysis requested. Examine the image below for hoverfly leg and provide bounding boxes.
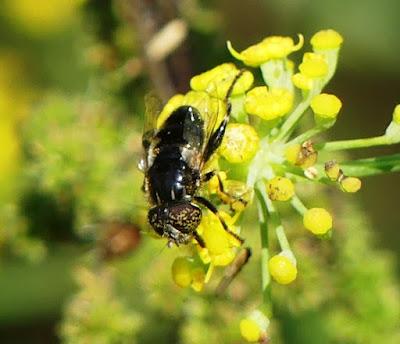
[203,69,245,162]
[194,196,244,244]
[202,170,216,182]
[203,171,249,212]
[193,231,206,248]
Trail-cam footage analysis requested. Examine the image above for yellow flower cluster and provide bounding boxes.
[227,34,304,67]
[190,63,254,99]
[245,86,293,120]
[157,64,252,128]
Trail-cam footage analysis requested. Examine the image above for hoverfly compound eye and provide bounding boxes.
[148,206,167,236]
[148,203,202,240]
[167,202,202,233]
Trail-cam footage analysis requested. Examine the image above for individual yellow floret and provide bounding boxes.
[245,86,293,120]
[240,319,261,342]
[171,257,206,291]
[340,176,362,193]
[303,208,333,235]
[292,72,313,91]
[393,104,400,124]
[324,160,341,181]
[239,310,269,342]
[227,34,303,67]
[266,177,295,201]
[268,254,297,284]
[171,257,193,288]
[311,29,344,50]
[190,63,254,99]
[311,93,342,119]
[219,123,260,163]
[299,52,328,78]
[190,267,206,292]
[285,141,318,169]
[284,144,301,165]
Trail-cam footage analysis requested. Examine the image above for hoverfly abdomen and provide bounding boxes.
[148,146,192,203]
[147,106,204,204]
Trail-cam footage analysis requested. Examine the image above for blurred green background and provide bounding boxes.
[0,0,399,343]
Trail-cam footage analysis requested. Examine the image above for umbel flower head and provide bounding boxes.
[151,29,400,339]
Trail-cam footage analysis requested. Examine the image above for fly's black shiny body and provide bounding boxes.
[142,71,245,247]
[148,106,203,204]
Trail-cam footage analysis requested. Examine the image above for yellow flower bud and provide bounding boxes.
[324,160,342,181]
[190,63,253,99]
[311,93,342,119]
[297,140,318,168]
[171,257,206,291]
[393,104,400,124]
[219,123,260,163]
[239,310,269,343]
[190,267,206,292]
[303,208,333,235]
[266,176,295,201]
[340,176,362,193]
[245,86,293,120]
[311,29,344,50]
[268,254,297,284]
[240,319,261,342]
[284,144,301,165]
[299,52,328,78]
[292,72,313,90]
[227,34,303,67]
[171,257,193,288]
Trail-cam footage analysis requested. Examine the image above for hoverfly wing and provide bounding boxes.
[141,91,163,173]
[198,81,228,169]
[143,91,163,150]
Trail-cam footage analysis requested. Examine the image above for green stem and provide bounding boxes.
[316,135,390,151]
[264,197,292,252]
[288,126,326,144]
[255,184,272,314]
[338,153,400,177]
[274,92,314,142]
[290,195,308,216]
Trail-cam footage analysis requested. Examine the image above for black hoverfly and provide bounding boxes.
[140,70,246,248]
